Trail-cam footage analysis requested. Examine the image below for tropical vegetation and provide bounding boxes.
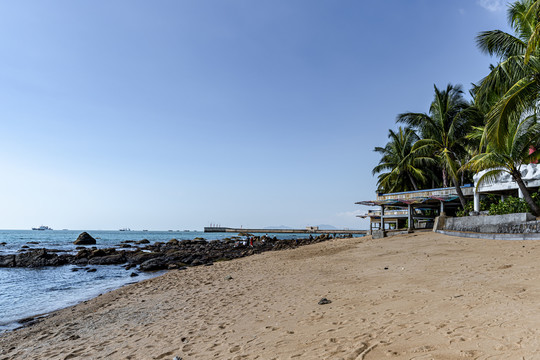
[372,0,540,216]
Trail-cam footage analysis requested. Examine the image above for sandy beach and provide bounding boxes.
[2,231,540,359]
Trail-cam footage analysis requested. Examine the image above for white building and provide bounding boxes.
[473,164,540,212]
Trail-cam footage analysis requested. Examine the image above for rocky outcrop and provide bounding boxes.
[0,234,345,271]
[73,232,96,245]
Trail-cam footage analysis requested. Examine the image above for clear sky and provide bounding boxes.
[0,0,510,230]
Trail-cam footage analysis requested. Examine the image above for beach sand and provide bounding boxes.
[2,231,540,359]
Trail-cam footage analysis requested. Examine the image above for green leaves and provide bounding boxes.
[372,127,433,193]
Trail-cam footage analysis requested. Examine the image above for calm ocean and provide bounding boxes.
[0,229,312,332]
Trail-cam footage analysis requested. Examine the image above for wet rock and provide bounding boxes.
[0,255,15,267]
[137,239,150,244]
[89,254,126,265]
[139,258,168,271]
[86,268,97,273]
[90,249,107,258]
[130,272,139,277]
[74,232,96,245]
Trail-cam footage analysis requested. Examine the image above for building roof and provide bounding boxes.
[356,185,474,207]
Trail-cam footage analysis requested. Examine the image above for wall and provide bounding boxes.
[443,213,537,233]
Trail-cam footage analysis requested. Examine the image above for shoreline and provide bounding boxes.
[3,276,149,333]
[3,232,540,358]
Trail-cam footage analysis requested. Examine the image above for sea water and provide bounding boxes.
[0,229,312,332]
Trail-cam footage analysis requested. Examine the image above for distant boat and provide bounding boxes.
[32,225,52,231]
[142,229,148,232]
[119,228,131,231]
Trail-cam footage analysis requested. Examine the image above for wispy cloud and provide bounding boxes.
[336,210,365,218]
[478,0,503,12]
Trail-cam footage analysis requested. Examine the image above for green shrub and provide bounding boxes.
[488,196,529,215]
[480,194,499,211]
[456,194,500,217]
[456,201,473,217]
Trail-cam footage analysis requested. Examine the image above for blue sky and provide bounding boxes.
[0,1,510,230]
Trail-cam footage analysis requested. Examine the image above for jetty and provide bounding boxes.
[204,226,367,235]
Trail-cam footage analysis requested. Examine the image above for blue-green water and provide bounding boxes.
[0,229,316,332]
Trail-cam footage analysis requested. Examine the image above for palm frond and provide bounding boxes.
[477,30,527,59]
[485,76,539,146]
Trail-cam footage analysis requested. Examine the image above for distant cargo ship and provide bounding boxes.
[32,225,52,231]
[119,228,131,231]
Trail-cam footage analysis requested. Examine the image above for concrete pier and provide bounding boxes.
[204,227,367,235]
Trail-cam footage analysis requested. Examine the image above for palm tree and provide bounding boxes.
[467,114,540,216]
[372,127,433,193]
[397,84,480,208]
[476,0,540,146]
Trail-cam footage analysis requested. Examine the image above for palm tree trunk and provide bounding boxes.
[442,168,448,188]
[512,171,540,216]
[407,173,419,191]
[451,176,467,209]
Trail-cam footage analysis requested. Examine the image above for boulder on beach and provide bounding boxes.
[74,232,96,245]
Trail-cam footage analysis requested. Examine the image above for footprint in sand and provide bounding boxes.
[229,344,241,353]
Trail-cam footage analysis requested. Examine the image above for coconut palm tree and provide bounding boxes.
[467,114,540,215]
[372,127,434,193]
[476,0,540,146]
[397,84,480,208]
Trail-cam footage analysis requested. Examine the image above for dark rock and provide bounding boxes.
[318,298,332,305]
[137,239,150,244]
[139,258,168,271]
[90,249,107,258]
[190,259,203,266]
[86,268,97,272]
[74,258,88,265]
[27,241,40,244]
[0,255,15,267]
[130,272,139,277]
[89,254,126,265]
[74,232,96,245]
[21,245,29,249]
